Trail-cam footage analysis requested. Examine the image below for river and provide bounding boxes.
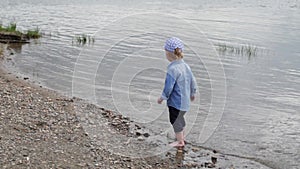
[1,0,299,168]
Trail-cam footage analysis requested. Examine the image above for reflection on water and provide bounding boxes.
[7,43,24,53]
[0,0,299,168]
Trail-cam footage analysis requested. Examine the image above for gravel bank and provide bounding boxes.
[0,62,177,168]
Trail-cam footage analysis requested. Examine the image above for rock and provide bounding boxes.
[123,158,131,162]
[166,152,172,156]
[137,136,144,141]
[135,131,142,136]
[143,133,150,137]
[211,156,217,164]
[135,129,150,138]
[123,116,129,120]
[111,122,118,126]
[204,162,216,168]
[135,124,141,129]
[191,147,200,152]
[184,162,198,168]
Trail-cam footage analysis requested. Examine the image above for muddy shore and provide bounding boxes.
[0,45,271,169]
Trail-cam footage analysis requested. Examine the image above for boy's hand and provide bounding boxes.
[190,95,195,101]
[157,97,163,104]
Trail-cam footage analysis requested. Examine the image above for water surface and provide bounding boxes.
[1,0,299,168]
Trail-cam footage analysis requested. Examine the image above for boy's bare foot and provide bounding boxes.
[169,141,185,147]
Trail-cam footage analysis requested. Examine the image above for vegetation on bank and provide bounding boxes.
[0,23,19,33]
[25,27,41,39]
[0,23,41,43]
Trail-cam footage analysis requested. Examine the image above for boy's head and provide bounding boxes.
[164,37,184,61]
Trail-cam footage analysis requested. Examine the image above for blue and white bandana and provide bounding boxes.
[164,37,184,52]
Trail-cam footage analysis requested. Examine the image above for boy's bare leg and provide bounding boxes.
[176,131,185,146]
[169,131,185,147]
[183,127,185,143]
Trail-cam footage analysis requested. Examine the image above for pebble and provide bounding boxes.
[191,147,200,152]
[137,136,145,141]
[205,162,216,168]
[211,156,217,164]
[143,133,150,137]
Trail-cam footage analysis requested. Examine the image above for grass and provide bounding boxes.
[216,43,258,57]
[0,23,17,32]
[0,23,41,39]
[26,27,41,39]
[72,34,95,45]
[0,23,22,35]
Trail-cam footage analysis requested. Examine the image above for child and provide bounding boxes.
[157,37,197,148]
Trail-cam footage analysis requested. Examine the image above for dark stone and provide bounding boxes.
[204,162,209,167]
[211,156,217,164]
[143,133,150,137]
[135,131,142,136]
[204,162,215,168]
[111,122,118,126]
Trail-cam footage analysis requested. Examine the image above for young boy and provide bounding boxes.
[157,37,197,147]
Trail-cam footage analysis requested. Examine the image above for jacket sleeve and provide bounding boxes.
[161,72,176,100]
[190,72,197,96]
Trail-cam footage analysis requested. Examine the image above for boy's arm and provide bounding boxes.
[161,72,176,100]
[190,72,197,98]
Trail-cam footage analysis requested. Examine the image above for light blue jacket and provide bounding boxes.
[161,59,197,111]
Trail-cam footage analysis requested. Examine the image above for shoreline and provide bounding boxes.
[0,50,175,168]
[0,46,272,169]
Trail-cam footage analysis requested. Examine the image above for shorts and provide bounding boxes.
[168,106,186,133]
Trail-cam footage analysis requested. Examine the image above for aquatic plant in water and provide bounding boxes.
[72,34,95,45]
[26,27,41,39]
[216,43,259,58]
